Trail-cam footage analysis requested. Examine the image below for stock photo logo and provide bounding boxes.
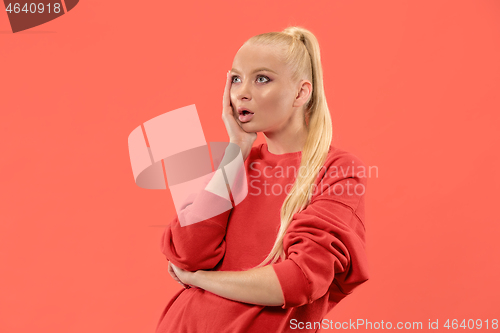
[128,105,248,227]
[3,0,78,33]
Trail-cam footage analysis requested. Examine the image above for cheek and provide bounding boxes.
[260,89,294,116]
[260,89,287,107]
[229,91,237,107]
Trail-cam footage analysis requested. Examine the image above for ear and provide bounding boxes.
[292,79,313,108]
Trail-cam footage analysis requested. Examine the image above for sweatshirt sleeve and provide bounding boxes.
[271,156,369,309]
[160,170,233,272]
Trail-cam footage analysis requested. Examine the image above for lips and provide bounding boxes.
[237,107,254,115]
[237,107,255,123]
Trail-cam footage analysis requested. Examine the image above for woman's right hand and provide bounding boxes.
[221,70,257,160]
[168,260,190,289]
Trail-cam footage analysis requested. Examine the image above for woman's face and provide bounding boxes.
[229,42,302,134]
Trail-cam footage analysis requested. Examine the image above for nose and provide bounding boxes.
[235,79,252,101]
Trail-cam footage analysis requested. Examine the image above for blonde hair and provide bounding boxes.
[247,26,333,268]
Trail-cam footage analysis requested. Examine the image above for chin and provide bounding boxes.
[241,123,257,131]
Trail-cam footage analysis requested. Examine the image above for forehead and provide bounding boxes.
[232,42,287,74]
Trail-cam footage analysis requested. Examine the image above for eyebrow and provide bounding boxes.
[231,67,278,75]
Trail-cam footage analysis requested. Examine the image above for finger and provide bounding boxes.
[168,262,179,279]
[167,263,179,281]
[170,264,190,288]
[222,70,232,113]
[168,262,187,287]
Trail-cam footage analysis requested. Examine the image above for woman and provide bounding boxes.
[156,26,370,333]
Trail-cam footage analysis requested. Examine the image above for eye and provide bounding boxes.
[257,75,270,83]
[231,75,270,84]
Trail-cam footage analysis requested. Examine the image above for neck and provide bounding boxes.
[263,122,308,155]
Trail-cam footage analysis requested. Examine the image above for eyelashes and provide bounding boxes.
[231,75,271,84]
[257,76,271,83]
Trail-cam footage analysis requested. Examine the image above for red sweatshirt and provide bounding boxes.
[156,143,369,333]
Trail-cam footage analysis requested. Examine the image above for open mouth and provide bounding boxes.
[238,108,255,122]
[238,109,254,116]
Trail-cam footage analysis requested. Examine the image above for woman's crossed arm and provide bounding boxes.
[170,262,285,307]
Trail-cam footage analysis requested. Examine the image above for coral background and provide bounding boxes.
[1,0,499,332]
